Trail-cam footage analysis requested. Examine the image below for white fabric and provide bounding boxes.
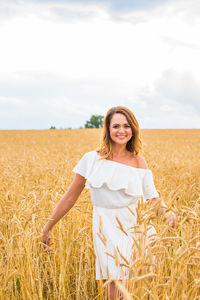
[72,151,159,280]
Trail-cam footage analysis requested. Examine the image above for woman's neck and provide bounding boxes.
[111,144,128,158]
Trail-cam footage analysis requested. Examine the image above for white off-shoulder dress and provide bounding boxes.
[72,151,159,280]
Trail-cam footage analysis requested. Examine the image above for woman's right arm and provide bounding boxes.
[42,173,86,248]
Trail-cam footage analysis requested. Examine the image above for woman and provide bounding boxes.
[42,106,177,299]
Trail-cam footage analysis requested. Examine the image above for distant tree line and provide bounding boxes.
[84,114,104,128]
[50,114,104,129]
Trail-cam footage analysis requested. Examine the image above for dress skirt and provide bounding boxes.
[92,203,157,280]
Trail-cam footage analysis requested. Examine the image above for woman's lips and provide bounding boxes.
[116,135,127,138]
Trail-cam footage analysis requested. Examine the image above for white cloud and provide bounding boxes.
[160,105,176,111]
[0,96,23,104]
[47,98,106,116]
[127,97,147,109]
[155,69,200,112]
[161,36,200,51]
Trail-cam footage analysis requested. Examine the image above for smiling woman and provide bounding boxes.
[42,106,177,300]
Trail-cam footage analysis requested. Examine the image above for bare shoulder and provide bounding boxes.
[135,155,149,169]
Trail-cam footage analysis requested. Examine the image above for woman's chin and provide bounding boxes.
[112,139,128,145]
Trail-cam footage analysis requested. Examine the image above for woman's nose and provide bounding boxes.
[118,126,125,132]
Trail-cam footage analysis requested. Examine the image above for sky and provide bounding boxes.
[0,0,200,129]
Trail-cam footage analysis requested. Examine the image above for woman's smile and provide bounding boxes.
[116,135,127,139]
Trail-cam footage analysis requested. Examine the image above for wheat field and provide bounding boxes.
[0,128,200,299]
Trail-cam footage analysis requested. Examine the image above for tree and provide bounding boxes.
[84,114,104,128]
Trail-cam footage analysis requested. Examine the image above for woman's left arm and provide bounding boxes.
[139,155,177,229]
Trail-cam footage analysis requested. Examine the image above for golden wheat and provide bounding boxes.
[0,128,199,299]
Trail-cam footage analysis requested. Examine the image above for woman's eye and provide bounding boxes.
[112,124,130,128]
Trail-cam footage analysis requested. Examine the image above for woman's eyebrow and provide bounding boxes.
[112,122,130,125]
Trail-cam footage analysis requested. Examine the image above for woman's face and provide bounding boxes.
[109,113,133,145]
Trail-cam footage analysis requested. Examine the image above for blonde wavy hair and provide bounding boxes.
[97,106,142,159]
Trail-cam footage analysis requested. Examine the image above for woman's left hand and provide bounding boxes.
[42,229,51,252]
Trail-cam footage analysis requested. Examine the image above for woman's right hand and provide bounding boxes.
[165,212,177,229]
[42,229,50,252]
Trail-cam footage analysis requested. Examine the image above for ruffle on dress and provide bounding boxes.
[72,151,159,201]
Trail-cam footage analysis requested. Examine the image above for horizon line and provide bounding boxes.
[0,128,199,131]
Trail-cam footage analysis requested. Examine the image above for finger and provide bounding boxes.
[43,243,50,252]
[42,239,50,251]
[172,219,176,228]
[42,239,49,247]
